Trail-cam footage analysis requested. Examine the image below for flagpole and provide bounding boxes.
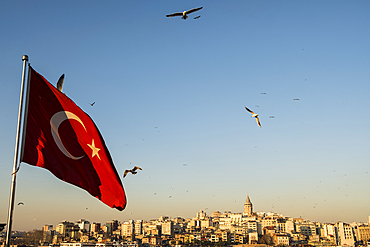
[5,55,29,247]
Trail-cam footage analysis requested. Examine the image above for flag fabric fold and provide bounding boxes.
[21,66,126,211]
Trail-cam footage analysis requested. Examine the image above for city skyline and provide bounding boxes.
[1,1,369,232]
[3,195,369,246]
[5,195,370,232]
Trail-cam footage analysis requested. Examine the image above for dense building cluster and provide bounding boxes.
[1,195,370,247]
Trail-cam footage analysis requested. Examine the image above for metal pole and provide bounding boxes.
[5,55,29,247]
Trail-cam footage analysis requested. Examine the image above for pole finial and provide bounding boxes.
[22,55,28,61]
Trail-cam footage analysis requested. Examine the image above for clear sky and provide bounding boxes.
[1,1,369,231]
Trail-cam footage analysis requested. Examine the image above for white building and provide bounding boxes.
[161,221,173,236]
[336,222,355,246]
[121,220,134,237]
[134,220,143,236]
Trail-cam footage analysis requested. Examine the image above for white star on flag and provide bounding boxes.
[87,139,101,160]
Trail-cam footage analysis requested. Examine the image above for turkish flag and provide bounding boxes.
[22,66,126,211]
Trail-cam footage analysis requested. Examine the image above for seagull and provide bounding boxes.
[56,74,65,92]
[90,102,95,106]
[245,106,261,127]
[123,166,142,178]
[18,202,24,206]
[166,7,203,20]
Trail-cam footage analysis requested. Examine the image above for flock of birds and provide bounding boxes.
[53,7,304,187]
[11,6,365,218]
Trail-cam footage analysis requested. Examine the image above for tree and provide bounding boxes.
[22,229,44,246]
[258,234,274,246]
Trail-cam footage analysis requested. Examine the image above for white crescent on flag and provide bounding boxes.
[50,111,86,160]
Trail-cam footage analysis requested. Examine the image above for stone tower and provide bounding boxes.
[244,194,253,216]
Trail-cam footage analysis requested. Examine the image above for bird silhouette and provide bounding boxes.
[166,7,203,20]
[56,74,65,92]
[90,102,95,106]
[123,166,142,178]
[194,15,201,19]
[245,106,261,127]
[18,202,24,206]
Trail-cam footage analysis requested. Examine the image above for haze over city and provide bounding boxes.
[1,1,369,231]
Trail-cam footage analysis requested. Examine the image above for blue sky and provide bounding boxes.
[1,1,370,231]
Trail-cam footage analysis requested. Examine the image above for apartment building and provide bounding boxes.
[161,221,173,236]
[336,221,355,246]
[295,221,317,237]
[356,224,370,244]
[273,233,290,246]
[121,220,134,237]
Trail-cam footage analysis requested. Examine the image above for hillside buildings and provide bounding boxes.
[2,194,369,247]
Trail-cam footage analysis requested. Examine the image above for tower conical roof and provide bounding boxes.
[245,194,252,204]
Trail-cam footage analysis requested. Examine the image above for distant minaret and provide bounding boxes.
[244,194,253,216]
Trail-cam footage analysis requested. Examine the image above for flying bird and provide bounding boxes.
[166,7,203,20]
[18,202,24,206]
[245,106,261,127]
[90,102,95,106]
[293,98,300,101]
[56,74,65,92]
[194,15,201,19]
[123,166,142,178]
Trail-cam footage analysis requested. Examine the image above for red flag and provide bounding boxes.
[22,66,126,211]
